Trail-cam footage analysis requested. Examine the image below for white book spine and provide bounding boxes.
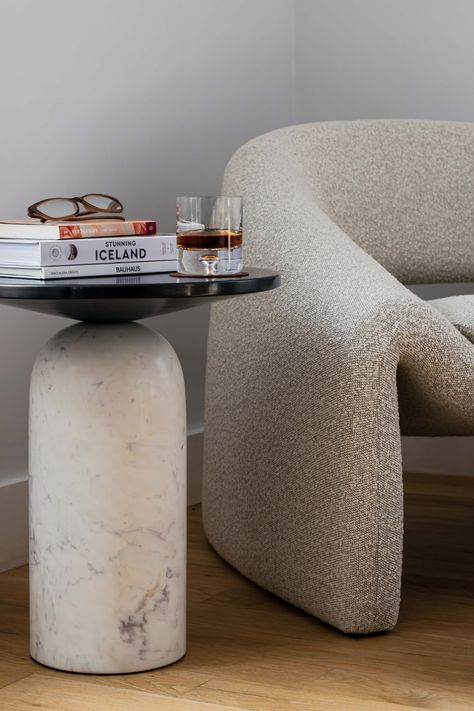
[2,260,177,280]
[43,260,176,279]
[38,235,176,266]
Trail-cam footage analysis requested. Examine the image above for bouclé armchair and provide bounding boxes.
[202,120,474,634]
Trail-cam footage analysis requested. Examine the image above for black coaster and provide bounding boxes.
[170,271,250,279]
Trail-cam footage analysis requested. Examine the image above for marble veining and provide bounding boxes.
[29,322,186,673]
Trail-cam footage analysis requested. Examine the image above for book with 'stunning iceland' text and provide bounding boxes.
[0,260,176,280]
[0,234,176,267]
[0,219,157,240]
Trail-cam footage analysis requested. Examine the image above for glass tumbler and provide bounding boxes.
[176,196,243,276]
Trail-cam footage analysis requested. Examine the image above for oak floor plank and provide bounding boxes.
[0,660,31,691]
[403,472,474,499]
[184,676,471,711]
[0,675,244,711]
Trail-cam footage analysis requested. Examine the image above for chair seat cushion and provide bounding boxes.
[429,295,474,343]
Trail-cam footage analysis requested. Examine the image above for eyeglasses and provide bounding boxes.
[27,194,124,222]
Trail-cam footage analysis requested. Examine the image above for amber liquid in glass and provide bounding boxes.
[176,229,243,250]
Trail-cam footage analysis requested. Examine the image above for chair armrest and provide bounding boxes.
[220,141,474,435]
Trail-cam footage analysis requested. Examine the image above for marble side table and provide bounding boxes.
[0,268,279,674]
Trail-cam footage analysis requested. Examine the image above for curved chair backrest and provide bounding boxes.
[231,120,474,284]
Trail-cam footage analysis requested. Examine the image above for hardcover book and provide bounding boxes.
[0,234,176,267]
[0,219,157,240]
[0,259,177,280]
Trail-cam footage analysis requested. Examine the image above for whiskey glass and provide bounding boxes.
[176,196,243,276]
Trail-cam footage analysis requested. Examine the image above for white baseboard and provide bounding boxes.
[402,436,474,476]
[187,428,204,505]
[0,429,204,573]
[0,477,28,573]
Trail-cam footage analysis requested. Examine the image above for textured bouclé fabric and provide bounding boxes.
[429,295,474,344]
[202,121,474,634]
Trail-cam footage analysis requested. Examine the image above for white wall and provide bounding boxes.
[0,0,294,486]
[294,0,474,475]
[295,0,474,122]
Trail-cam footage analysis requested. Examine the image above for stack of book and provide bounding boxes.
[0,219,177,279]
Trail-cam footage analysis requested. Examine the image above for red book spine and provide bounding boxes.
[58,221,157,239]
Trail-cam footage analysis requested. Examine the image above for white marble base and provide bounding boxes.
[29,322,187,674]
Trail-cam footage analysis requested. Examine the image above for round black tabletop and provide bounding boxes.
[0,267,280,322]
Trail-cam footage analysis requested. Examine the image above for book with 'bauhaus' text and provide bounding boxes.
[0,260,176,280]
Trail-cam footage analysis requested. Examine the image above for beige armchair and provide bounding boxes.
[202,120,474,634]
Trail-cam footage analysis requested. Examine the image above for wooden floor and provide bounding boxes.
[0,472,472,710]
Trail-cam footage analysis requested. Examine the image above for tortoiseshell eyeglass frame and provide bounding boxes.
[27,194,125,222]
